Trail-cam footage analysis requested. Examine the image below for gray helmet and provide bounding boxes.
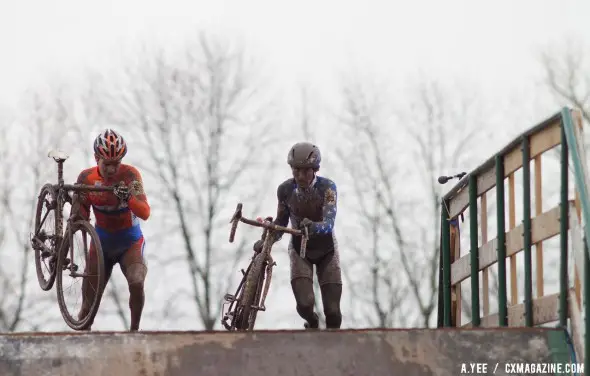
[287,142,321,169]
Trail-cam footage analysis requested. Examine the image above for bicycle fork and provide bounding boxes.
[255,256,276,312]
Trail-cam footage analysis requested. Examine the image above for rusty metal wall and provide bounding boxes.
[0,328,563,376]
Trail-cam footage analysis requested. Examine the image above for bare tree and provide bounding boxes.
[540,40,590,123]
[0,85,81,331]
[335,74,491,328]
[83,31,279,330]
[0,107,21,331]
[403,78,494,327]
[335,76,412,327]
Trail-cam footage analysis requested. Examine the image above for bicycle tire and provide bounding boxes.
[247,261,268,330]
[56,220,106,331]
[33,184,59,291]
[239,251,266,330]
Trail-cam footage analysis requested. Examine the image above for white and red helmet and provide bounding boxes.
[93,128,127,161]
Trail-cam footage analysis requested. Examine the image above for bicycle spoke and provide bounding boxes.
[56,220,105,330]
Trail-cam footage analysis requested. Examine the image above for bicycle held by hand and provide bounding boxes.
[30,150,127,330]
[221,203,309,331]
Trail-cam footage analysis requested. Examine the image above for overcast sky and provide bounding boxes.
[1,0,589,110]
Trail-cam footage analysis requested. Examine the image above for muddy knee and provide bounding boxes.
[320,283,342,328]
[291,277,316,318]
[125,263,147,293]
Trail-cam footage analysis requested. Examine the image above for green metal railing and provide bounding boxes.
[496,154,508,326]
[437,107,590,367]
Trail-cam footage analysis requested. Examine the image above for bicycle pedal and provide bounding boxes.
[223,293,235,302]
[240,269,245,276]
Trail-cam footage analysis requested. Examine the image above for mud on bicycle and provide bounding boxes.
[31,150,127,330]
[221,203,309,331]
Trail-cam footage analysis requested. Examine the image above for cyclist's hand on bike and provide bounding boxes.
[253,239,264,253]
[129,180,144,197]
[299,218,313,233]
[113,182,130,202]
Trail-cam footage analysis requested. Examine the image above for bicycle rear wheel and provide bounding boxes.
[32,184,59,291]
[56,220,105,331]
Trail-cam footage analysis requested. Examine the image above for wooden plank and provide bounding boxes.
[462,291,563,328]
[530,122,562,159]
[450,202,575,286]
[447,122,561,219]
[448,166,496,219]
[506,292,559,326]
[504,147,521,177]
[475,312,499,328]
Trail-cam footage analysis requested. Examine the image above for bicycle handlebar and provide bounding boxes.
[56,183,126,194]
[229,203,309,258]
[62,183,116,192]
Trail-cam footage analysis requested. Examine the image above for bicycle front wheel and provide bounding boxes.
[56,220,105,331]
[238,252,266,330]
[247,260,269,330]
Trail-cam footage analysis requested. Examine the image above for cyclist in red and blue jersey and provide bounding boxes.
[253,142,342,329]
[73,128,150,331]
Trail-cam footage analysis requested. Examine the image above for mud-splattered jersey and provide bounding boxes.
[273,176,337,260]
[76,164,150,243]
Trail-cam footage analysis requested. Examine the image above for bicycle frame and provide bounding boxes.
[35,151,115,276]
[221,203,309,330]
[32,149,131,329]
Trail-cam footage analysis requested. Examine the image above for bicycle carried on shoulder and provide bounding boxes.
[31,150,117,331]
[221,203,309,331]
